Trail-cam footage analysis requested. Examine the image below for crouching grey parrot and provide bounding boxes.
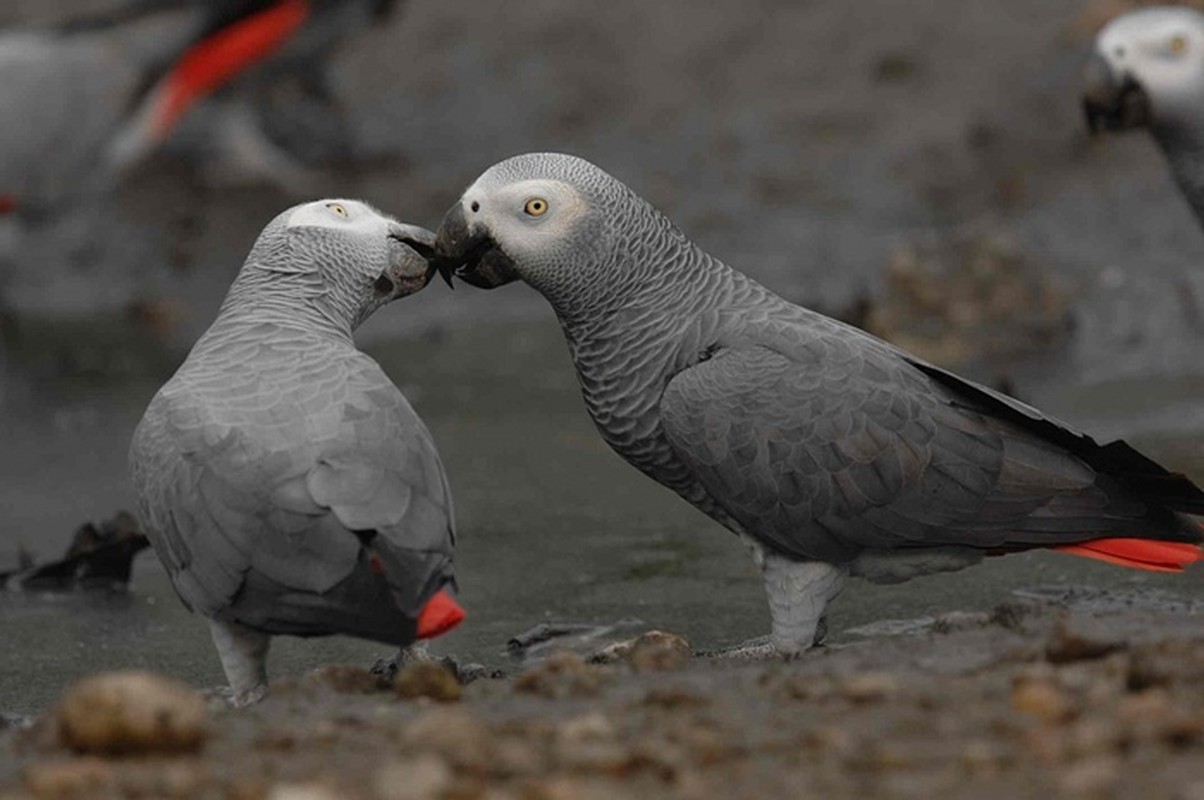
[1084,6,1204,228]
[130,199,462,705]
[433,152,1204,657]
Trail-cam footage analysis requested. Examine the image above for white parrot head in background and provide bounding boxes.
[1085,6,1204,135]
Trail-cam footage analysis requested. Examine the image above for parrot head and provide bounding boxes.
[432,153,679,317]
[243,199,437,329]
[1084,7,1204,135]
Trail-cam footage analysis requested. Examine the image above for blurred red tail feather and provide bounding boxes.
[153,0,311,137]
[1053,538,1203,572]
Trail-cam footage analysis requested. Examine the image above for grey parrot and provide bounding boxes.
[0,0,304,216]
[433,152,1204,657]
[130,199,462,705]
[1084,6,1204,227]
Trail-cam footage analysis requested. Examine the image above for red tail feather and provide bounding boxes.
[416,590,465,639]
[0,195,16,215]
[152,0,311,137]
[1052,538,1203,573]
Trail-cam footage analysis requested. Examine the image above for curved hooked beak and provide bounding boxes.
[1083,52,1152,133]
[432,203,519,289]
[377,223,438,299]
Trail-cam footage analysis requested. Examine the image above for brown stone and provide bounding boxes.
[1045,614,1125,664]
[56,670,208,756]
[395,661,462,703]
[24,758,115,798]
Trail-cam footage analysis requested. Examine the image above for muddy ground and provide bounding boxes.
[2,599,1203,800]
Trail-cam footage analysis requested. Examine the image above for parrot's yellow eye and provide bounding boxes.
[1171,34,1189,55]
[524,198,549,217]
[327,203,349,218]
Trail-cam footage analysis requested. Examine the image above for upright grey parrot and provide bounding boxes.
[1084,6,1204,227]
[433,153,1204,656]
[131,199,462,705]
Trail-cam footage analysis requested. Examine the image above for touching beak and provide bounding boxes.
[1083,52,1151,133]
[432,201,520,289]
[381,223,438,298]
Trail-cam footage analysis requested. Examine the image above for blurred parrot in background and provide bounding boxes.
[0,0,403,221]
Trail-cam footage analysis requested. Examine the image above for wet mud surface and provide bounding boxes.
[2,600,1203,799]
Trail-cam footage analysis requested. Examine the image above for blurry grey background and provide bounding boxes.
[1,0,1200,713]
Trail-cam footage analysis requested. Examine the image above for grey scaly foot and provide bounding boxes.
[695,616,829,660]
[208,618,269,708]
[763,556,847,656]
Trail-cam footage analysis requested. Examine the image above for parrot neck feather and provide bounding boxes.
[1154,123,1204,226]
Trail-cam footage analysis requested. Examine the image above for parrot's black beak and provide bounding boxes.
[383,224,438,298]
[1083,53,1151,134]
[433,202,520,289]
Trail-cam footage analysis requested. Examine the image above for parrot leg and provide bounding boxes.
[209,618,270,707]
[762,555,847,657]
[696,552,840,660]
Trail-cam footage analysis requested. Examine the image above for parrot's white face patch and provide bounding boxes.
[286,199,392,234]
[1097,8,1204,115]
[462,178,588,262]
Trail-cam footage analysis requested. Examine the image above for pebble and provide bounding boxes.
[514,652,605,699]
[56,670,209,756]
[931,610,991,634]
[1057,755,1120,797]
[374,754,452,800]
[1011,677,1073,725]
[404,707,494,770]
[305,665,384,695]
[1045,614,1125,664]
[394,661,462,703]
[590,630,691,672]
[266,783,343,800]
[628,631,691,672]
[23,758,115,798]
[838,672,899,703]
[1176,781,1204,800]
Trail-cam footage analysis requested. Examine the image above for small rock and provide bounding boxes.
[57,671,208,756]
[394,661,462,703]
[1045,615,1125,664]
[24,758,115,798]
[838,672,900,703]
[1068,718,1122,758]
[1012,677,1073,725]
[1,712,31,731]
[374,754,452,800]
[589,630,690,672]
[991,598,1041,633]
[1127,639,1204,691]
[405,708,494,770]
[514,652,605,699]
[1057,755,1120,797]
[959,741,1009,774]
[628,631,690,672]
[931,610,991,634]
[1176,780,1204,800]
[266,783,342,800]
[641,687,709,709]
[305,664,384,694]
[557,712,616,744]
[521,776,638,800]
